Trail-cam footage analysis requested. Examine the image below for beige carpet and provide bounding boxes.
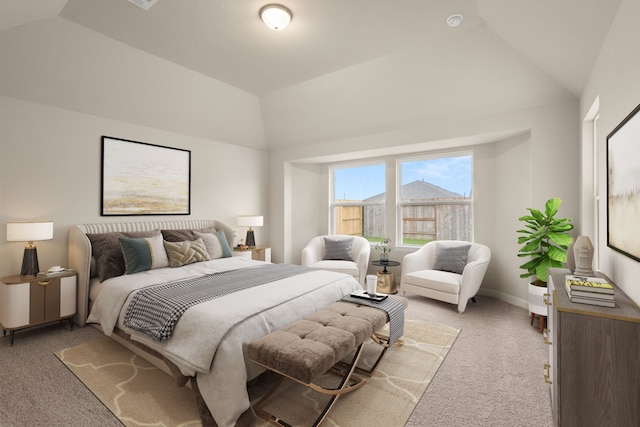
[55,319,459,427]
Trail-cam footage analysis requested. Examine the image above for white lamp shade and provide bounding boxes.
[237,216,263,228]
[6,221,54,242]
[260,4,292,31]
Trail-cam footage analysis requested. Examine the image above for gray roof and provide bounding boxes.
[366,180,465,202]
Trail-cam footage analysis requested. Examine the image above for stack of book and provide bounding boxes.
[565,275,615,307]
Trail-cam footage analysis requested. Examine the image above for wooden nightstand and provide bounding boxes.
[232,246,271,262]
[0,271,77,346]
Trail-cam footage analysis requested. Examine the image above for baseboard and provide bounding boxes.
[478,289,528,311]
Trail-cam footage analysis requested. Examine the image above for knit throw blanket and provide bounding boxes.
[124,264,314,341]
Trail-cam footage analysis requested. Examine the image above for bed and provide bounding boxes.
[68,220,361,427]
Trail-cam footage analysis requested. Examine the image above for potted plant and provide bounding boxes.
[517,197,573,328]
[374,237,392,262]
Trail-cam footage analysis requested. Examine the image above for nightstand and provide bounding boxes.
[0,271,77,346]
[232,246,271,262]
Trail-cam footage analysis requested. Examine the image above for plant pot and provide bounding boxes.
[528,282,548,317]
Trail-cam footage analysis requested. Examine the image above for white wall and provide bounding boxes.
[0,96,268,277]
[581,0,640,305]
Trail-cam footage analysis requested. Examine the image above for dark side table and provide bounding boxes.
[371,260,401,294]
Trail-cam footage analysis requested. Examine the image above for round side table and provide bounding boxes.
[371,260,401,294]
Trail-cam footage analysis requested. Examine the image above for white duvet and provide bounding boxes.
[87,257,360,427]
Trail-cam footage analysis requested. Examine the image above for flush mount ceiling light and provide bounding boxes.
[259,4,292,31]
[446,13,464,28]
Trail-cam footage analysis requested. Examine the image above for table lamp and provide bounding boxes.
[6,220,54,276]
[237,216,263,247]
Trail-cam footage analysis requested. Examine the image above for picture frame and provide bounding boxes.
[606,103,640,262]
[101,136,191,216]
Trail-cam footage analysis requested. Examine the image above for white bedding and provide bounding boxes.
[87,256,360,427]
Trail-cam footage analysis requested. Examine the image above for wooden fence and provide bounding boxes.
[336,203,471,242]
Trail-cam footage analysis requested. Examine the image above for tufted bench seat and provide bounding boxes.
[248,298,406,426]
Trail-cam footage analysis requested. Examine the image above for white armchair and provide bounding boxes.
[301,235,371,286]
[400,240,491,313]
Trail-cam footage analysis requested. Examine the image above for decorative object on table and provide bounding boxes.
[374,237,392,262]
[607,102,640,262]
[6,220,54,276]
[101,136,191,216]
[565,274,615,307]
[572,235,594,276]
[517,197,573,330]
[366,274,377,295]
[237,215,263,247]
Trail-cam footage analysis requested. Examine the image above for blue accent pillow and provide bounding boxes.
[433,244,470,274]
[118,234,169,274]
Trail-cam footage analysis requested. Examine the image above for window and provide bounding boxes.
[330,153,473,247]
[331,163,386,241]
[398,154,473,245]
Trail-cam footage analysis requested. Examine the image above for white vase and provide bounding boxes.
[528,282,548,317]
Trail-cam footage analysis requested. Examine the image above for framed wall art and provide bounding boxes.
[101,136,191,216]
[607,103,640,262]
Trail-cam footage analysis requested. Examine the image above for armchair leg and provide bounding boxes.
[471,297,477,303]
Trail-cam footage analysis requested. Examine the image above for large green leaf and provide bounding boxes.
[545,198,561,218]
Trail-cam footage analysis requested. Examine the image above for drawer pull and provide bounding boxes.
[543,328,552,345]
[37,280,51,286]
[543,293,551,306]
[543,363,552,384]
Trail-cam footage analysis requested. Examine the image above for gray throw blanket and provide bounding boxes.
[124,264,314,341]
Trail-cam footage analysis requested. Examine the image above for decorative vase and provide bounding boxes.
[380,252,389,262]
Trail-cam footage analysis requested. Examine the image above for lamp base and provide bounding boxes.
[21,246,40,277]
[246,230,256,247]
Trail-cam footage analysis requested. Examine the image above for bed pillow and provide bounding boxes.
[87,230,160,282]
[194,230,232,259]
[323,237,354,260]
[118,234,170,274]
[433,244,471,274]
[163,238,210,267]
[161,227,216,242]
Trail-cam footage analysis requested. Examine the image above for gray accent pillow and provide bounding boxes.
[87,230,160,282]
[161,227,216,242]
[433,244,471,274]
[323,237,354,260]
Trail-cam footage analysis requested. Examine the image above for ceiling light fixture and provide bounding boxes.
[259,4,292,31]
[446,14,464,28]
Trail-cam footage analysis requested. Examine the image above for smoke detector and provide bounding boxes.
[446,14,464,28]
[128,0,159,10]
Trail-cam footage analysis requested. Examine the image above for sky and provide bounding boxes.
[334,155,472,200]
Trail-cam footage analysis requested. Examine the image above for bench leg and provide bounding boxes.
[253,342,368,427]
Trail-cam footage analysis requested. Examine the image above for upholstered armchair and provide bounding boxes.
[301,235,371,286]
[400,240,491,313]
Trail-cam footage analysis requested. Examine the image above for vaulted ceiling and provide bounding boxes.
[1,0,621,98]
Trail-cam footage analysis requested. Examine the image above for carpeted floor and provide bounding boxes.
[0,294,553,426]
[55,319,458,426]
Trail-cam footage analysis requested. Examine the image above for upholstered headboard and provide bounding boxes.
[68,220,233,326]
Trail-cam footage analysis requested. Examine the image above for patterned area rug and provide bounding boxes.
[55,319,459,427]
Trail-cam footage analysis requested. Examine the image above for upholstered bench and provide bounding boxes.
[247,298,407,426]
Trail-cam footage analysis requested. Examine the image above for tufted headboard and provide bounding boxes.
[68,220,233,326]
